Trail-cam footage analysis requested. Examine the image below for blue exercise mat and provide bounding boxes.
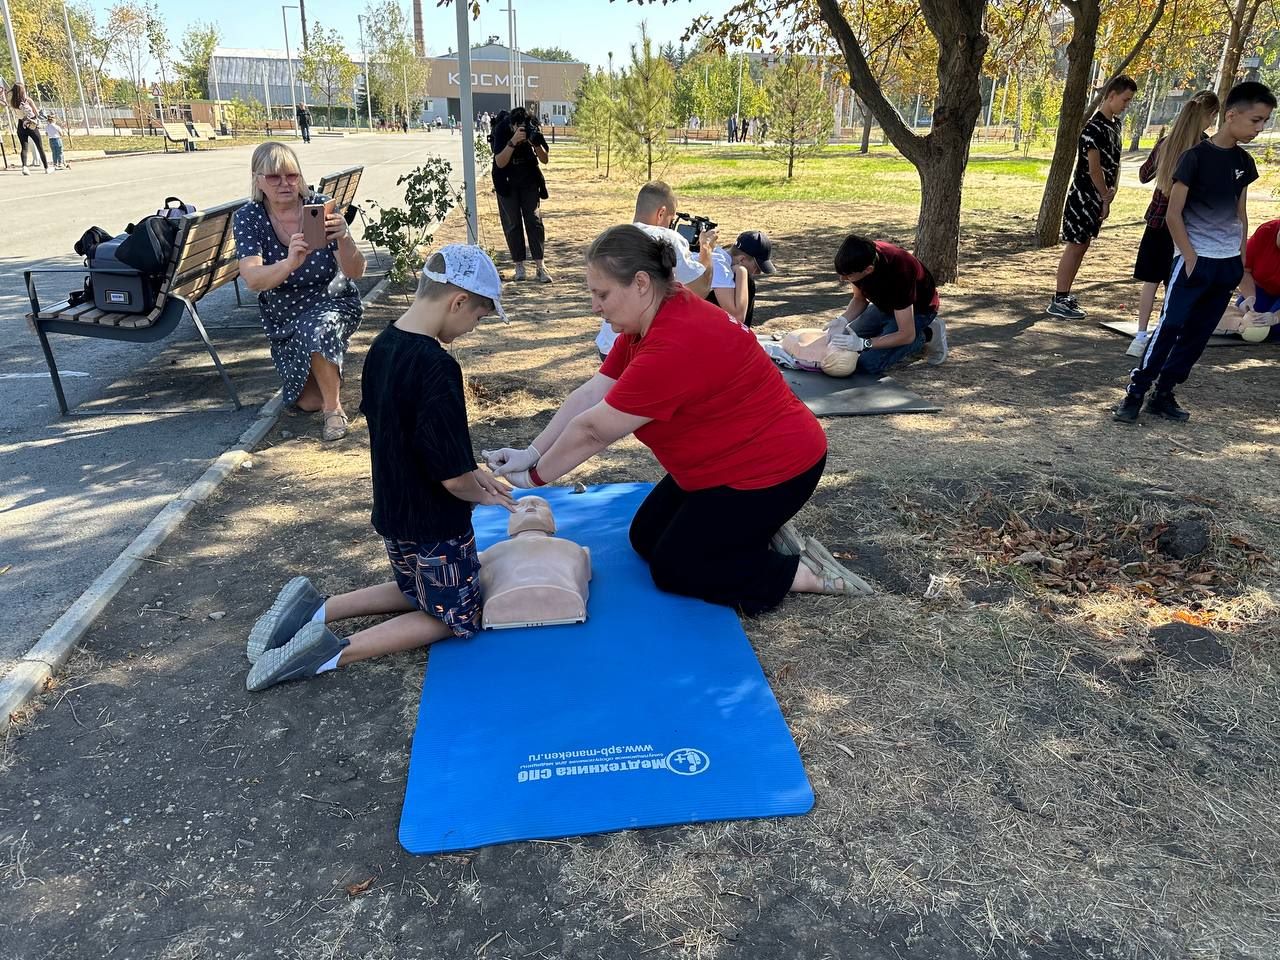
[399,482,814,855]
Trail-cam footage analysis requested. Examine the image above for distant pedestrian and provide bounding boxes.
[1047,75,1138,320]
[726,113,738,143]
[296,102,312,143]
[9,82,49,175]
[45,115,65,170]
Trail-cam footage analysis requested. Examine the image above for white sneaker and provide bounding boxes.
[925,316,948,365]
[513,262,527,281]
[21,165,29,176]
[44,166,51,174]
[536,265,554,283]
[1125,331,1150,358]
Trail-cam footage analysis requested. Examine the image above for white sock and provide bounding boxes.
[314,652,342,674]
[310,601,326,624]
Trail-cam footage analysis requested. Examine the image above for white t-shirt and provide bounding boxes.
[46,121,63,139]
[595,223,706,356]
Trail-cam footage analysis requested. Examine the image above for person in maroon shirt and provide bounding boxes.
[823,234,947,372]
[483,224,873,612]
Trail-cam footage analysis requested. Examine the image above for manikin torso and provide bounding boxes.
[478,497,592,629]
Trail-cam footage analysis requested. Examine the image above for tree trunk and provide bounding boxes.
[1034,0,1101,248]
[816,0,987,283]
[1013,72,1023,147]
[1215,0,1260,122]
[788,143,795,178]
[860,101,872,154]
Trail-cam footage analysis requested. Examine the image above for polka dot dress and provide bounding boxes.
[233,198,363,406]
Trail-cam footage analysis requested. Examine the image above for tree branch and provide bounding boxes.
[814,0,921,159]
[1085,0,1167,116]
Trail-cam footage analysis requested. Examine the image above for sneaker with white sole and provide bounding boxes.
[512,262,527,281]
[1125,331,1150,358]
[1046,295,1086,320]
[246,623,348,692]
[925,316,948,365]
[247,576,324,664]
[536,265,554,283]
[21,166,29,176]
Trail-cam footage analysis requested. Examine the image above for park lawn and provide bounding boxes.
[552,140,1278,235]
[3,143,1279,959]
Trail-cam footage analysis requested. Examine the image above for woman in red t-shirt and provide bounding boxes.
[483,225,870,613]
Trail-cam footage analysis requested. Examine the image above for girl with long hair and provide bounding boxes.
[1127,90,1220,356]
[9,82,50,175]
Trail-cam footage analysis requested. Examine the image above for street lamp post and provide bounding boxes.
[282,5,300,137]
[454,0,478,242]
[60,0,92,136]
[1,0,25,87]
[357,14,373,131]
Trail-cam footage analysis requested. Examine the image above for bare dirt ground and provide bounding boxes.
[2,156,1279,960]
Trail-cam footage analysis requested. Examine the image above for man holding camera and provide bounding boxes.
[594,180,716,358]
[492,106,553,282]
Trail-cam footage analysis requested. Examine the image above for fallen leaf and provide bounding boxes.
[1172,610,1213,627]
[345,876,375,897]
[832,742,857,761]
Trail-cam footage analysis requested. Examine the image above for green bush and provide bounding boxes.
[363,156,461,284]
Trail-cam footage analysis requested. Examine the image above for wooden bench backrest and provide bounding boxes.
[316,165,363,210]
[163,122,191,142]
[192,122,217,137]
[165,199,246,302]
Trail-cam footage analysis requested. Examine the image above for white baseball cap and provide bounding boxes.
[421,244,508,322]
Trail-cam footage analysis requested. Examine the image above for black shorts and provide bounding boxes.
[384,531,483,638]
[1133,223,1175,284]
[1062,184,1103,245]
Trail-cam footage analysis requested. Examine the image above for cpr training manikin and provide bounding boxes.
[478,496,592,629]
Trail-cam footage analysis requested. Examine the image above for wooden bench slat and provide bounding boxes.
[61,302,95,320]
[79,308,106,323]
[38,299,72,319]
[184,215,236,246]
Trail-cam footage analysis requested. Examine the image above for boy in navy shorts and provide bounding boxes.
[1114,82,1276,424]
[246,245,515,691]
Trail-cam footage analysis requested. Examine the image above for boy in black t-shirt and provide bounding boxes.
[1114,82,1275,424]
[246,245,515,691]
[1047,75,1137,320]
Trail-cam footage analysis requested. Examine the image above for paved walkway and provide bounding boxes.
[0,132,464,678]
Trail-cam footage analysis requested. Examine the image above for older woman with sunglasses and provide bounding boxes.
[234,142,366,440]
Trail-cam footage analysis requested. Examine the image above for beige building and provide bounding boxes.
[422,44,586,125]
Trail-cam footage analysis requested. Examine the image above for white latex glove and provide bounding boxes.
[1238,295,1256,313]
[481,444,540,476]
[504,469,538,489]
[828,333,867,352]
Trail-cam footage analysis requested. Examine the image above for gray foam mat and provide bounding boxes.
[1099,319,1248,348]
[780,368,940,417]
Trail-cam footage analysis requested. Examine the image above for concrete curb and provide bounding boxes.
[0,274,391,733]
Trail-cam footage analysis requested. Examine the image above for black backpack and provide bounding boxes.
[74,226,113,260]
[115,198,196,275]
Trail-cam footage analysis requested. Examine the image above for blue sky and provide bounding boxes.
[83,0,736,71]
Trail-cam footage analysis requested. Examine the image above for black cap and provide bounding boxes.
[735,230,775,274]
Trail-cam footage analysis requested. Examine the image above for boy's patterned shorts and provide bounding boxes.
[383,531,483,638]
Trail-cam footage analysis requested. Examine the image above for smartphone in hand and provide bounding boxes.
[302,198,336,249]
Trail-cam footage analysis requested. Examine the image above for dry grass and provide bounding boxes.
[2,145,1278,960]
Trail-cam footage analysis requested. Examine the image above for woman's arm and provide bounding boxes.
[529,372,616,455]
[326,213,366,279]
[710,266,750,324]
[239,232,308,291]
[520,401,651,486]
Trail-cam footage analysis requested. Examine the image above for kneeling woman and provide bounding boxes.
[485,225,868,613]
[234,142,366,440]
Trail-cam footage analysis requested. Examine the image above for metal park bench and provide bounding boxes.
[23,165,365,416]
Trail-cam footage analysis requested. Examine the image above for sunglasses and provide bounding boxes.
[258,172,300,185]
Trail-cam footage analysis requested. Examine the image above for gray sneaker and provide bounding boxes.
[246,623,349,692]
[247,576,324,664]
[925,316,948,365]
[1046,295,1086,320]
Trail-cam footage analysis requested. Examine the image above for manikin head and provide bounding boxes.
[508,496,556,536]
